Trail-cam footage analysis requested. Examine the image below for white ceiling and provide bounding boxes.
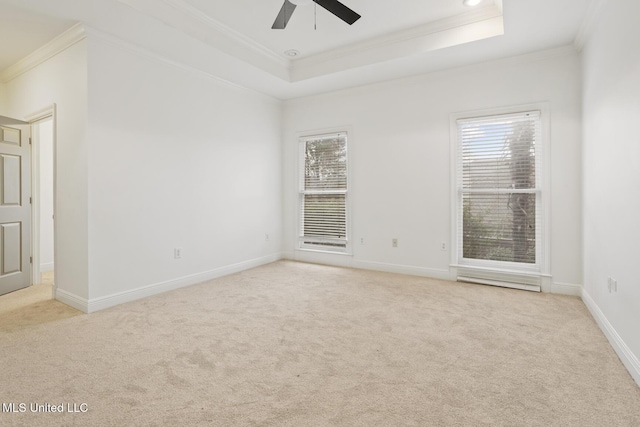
[0,0,593,100]
[0,2,75,72]
[181,0,496,59]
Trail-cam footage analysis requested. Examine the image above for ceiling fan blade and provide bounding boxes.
[313,0,361,25]
[272,0,297,29]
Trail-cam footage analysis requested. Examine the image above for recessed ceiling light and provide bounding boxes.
[463,0,483,6]
[284,49,300,57]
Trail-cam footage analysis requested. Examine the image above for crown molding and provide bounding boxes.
[574,0,608,51]
[0,23,87,83]
[291,5,504,81]
[161,0,289,68]
[298,4,501,66]
[116,0,289,79]
[162,0,290,68]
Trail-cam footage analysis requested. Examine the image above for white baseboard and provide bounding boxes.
[55,288,89,313]
[292,250,353,268]
[86,253,283,313]
[284,251,451,281]
[551,281,582,296]
[40,262,54,272]
[352,259,451,281]
[285,251,582,295]
[581,288,640,387]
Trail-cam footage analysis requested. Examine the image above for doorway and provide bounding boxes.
[31,115,55,296]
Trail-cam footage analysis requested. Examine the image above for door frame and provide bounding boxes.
[26,104,57,297]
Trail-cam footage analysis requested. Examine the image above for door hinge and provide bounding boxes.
[30,256,33,264]
[29,197,32,204]
[29,137,32,145]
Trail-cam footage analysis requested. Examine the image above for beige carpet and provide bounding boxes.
[1,261,639,426]
[0,271,81,333]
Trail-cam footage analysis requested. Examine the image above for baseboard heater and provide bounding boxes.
[456,267,541,292]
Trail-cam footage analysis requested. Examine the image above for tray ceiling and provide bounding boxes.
[0,0,593,99]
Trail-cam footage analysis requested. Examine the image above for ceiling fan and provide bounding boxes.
[272,0,361,30]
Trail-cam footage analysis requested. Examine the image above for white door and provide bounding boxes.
[0,116,31,295]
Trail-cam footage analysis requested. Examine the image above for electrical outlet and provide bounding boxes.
[174,248,182,259]
[441,242,447,251]
[392,238,398,248]
[611,278,617,292]
[265,233,270,242]
[360,237,365,245]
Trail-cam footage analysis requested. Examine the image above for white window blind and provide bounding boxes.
[456,111,542,268]
[299,133,348,251]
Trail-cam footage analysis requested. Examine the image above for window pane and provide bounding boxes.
[304,138,347,190]
[463,192,536,264]
[302,193,346,240]
[460,115,537,190]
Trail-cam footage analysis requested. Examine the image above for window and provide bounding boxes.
[452,108,547,290]
[298,132,348,252]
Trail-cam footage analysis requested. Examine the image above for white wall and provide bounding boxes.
[581,0,640,383]
[0,82,7,115]
[38,118,55,272]
[283,49,583,290]
[85,35,282,304]
[3,28,282,311]
[5,39,89,300]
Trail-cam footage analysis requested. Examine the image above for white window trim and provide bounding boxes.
[296,127,353,255]
[449,103,551,290]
